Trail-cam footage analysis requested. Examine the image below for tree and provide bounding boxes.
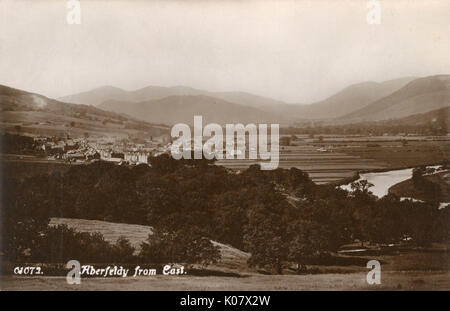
[350,179,374,195]
[111,236,137,263]
[244,205,289,274]
[139,228,220,267]
[412,167,425,188]
[286,220,332,273]
[411,167,441,200]
[365,196,404,245]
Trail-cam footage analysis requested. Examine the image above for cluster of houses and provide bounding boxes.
[33,135,172,165]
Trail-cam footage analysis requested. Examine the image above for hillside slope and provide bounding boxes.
[299,77,415,119]
[339,75,450,122]
[0,85,168,138]
[381,106,450,126]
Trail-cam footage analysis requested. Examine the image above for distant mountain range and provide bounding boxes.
[3,74,449,129]
[61,76,446,125]
[0,85,168,138]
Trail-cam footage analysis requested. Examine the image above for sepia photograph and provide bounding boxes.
[0,0,449,297]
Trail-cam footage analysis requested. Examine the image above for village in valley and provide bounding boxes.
[33,134,171,165]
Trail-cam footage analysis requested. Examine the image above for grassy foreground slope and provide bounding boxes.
[49,218,251,273]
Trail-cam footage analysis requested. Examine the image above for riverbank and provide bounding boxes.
[389,170,450,203]
[336,162,448,195]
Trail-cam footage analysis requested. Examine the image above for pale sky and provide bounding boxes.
[0,0,449,103]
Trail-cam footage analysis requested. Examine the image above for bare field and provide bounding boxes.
[50,218,153,251]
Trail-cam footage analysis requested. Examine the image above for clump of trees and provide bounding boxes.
[34,225,137,263]
[2,216,220,266]
[1,213,137,263]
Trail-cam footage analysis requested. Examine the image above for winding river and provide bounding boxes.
[340,166,449,209]
[340,168,413,198]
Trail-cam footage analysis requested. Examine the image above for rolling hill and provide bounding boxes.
[297,77,416,119]
[381,106,450,127]
[61,85,303,119]
[99,95,289,125]
[59,85,207,107]
[0,85,169,138]
[339,75,450,122]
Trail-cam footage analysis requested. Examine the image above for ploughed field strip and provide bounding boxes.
[49,218,153,251]
[215,145,386,184]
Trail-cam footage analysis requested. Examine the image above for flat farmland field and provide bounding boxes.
[215,135,450,184]
[216,143,387,184]
[335,139,450,169]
